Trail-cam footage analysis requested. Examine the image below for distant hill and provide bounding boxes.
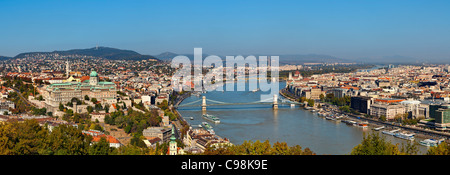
[353,55,422,64]
[0,56,12,60]
[155,52,210,62]
[12,46,440,64]
[14,46,158,61]
[155,52,353,65]
[155,52,183,61]
[276,54,353,64]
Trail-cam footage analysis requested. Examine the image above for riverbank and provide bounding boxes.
[172,91,229,143]
[278,87,450,143]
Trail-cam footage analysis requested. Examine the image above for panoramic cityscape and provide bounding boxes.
[2,0,450,170]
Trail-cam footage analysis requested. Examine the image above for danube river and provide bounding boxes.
[178,81,428,155]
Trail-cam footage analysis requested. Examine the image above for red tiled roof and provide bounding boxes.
[92,135,121,144]
[80,76,90,83]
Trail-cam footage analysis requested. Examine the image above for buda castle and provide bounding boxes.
[42,69,117,110]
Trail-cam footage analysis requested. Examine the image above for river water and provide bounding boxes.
[178,81,428,155]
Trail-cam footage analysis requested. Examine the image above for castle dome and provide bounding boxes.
[90,70,98,77]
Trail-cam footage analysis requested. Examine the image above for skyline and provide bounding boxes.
[1,0,450,61]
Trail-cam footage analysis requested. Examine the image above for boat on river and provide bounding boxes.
[202,114,220,123]
[357,122,368,128]
[394,132,415,141]
[373,126,385,131]
[202,122,215,134]
[382,129,400,136]
[419,139,438,147]
[252,88,261,92]
[343,120,357,126]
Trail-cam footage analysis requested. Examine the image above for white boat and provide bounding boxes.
[419,139,438,147]
[394,132,415,141]
[251,88,260,92]
[202,114,220,124]
[382,129,400,136]
[373,126,385,131]
[344,120,357,126]
[202,122,215,134]
[357,122,368,128]
[190,117,194,120]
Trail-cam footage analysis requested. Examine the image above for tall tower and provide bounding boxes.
[66,60,70,78]
[169,125,178,155]
[273,94,278,110]
[201,96,206,111]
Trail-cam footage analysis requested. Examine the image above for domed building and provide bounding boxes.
[89,70,99,86]
[44,70,117,112]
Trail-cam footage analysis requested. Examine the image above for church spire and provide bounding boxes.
[170,124,176,142]
[169,124,177,155]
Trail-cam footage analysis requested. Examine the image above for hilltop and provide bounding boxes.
[13,46,158,61]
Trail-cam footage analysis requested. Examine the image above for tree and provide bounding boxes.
[104,105,110,113]
[47,124,92,155]
[202,140,315,155]
[89,123,103,131]
[84,95,90,101]
[319,94,325,102]
[71,97,82,105]
[339,106,351,113]
[350,132,418,155]
[36,95,44,101]
[113,145,147,155]
[307,99,314,107]
[59,103,64,111]
[124,124,132,134]
[427,143,450,155]
[87,106,94,113]
[0,120,49,155]
[94,103,103,112]
[130,134,147,148]
[158,100,168,110]
[88,137,114,155]
[272,141,291,155]
[91,98,98,104]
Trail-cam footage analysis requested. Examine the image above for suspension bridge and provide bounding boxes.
[175,94,301,111]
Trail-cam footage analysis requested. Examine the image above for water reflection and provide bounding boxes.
[178,81,428,155]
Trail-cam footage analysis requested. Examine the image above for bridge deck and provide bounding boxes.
[177,102,300,107]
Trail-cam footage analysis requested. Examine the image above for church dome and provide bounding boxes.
[90,71,98,77]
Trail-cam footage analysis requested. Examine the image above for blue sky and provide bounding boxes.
[1,0,450,60]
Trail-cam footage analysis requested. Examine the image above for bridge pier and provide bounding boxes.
[273,94,278,110]
[202,96,206,111]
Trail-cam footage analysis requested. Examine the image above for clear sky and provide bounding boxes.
[1,0,450,60]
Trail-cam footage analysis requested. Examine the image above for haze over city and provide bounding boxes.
[4,1,450,169]
[1,0,450,62]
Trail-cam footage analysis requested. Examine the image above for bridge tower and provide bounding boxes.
[202,96,207,111]
[273,94,278,110]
